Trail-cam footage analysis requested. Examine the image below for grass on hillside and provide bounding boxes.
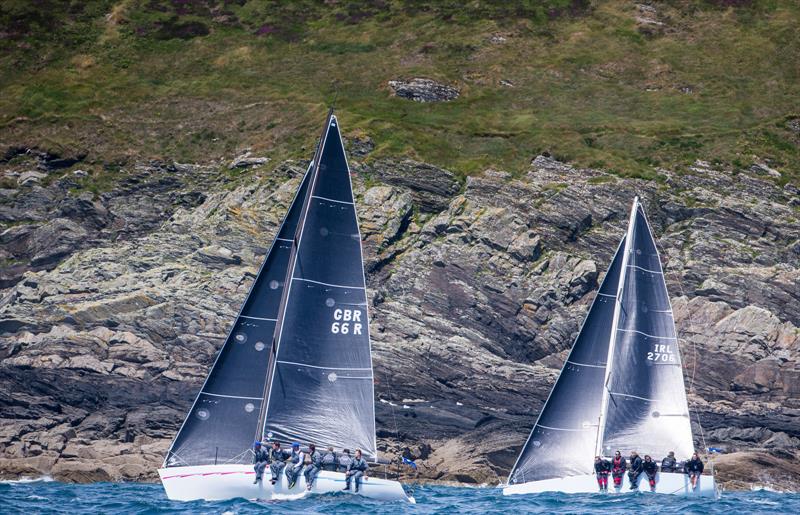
[0,0,798,185]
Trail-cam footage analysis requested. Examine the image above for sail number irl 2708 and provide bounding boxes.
[647,344,676,362]
[331,308,363,335]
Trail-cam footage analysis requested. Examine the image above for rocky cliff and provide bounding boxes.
[1,147,798,490]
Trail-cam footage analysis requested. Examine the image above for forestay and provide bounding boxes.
[599,199,694,459]
[163,166,312,468]
[508,238,626,484]
[263,115,377,459]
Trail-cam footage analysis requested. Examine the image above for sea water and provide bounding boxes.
[1,479,796,514]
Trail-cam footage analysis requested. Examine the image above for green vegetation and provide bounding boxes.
[1,0,798,183]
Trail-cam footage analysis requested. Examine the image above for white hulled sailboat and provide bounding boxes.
[159,111,410,502]
[504,197,717,497]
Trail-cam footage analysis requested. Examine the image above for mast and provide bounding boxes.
[254,109,334,442]
[594,196,638,457]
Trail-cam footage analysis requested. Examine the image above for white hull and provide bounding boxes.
[503,471,717,497]
[159,464,411,503]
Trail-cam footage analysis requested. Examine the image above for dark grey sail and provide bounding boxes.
[599,199,693,459]
[508,237,626,484]
[262,115,376,459]
[163,166,312,468]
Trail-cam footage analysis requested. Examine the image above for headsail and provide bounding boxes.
[164,166,312,468]
[508,238,626,484]
[599,198,694,459]
[262,115,377,459]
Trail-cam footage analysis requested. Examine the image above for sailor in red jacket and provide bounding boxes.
[610,450,626,489]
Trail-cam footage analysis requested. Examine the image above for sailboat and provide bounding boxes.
[503,197,717,497]
[158,111,411,502]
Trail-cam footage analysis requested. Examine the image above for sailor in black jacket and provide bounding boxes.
[627,451,643,490]
[684,452,705,490]
[642,455,658,491]
[593,456,612,492]
[660,451,678,473]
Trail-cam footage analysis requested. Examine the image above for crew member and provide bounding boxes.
[344,448,369,493]
[338,448,352,473]
[252,441,269,484]
[611,450,626,489]
[303,443,323,491]
[268,442,289,485]
[284,442,304,489]
[660,451,677,473]
[684,452,704,490]
[320,446,338,472]
[627,451,643,490]
[593,455,611,492]
[643,455,658,492]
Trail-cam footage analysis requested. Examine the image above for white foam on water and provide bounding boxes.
[271,490,309,501]
[1,475,54,484]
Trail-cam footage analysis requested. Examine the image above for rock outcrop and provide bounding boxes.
[0,151,798,490]
[388,78,460,102]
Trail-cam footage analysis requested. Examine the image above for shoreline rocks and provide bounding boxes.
[1,153,798,489]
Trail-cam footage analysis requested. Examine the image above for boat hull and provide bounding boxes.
[503,471,717,497]
[159,464,411,502]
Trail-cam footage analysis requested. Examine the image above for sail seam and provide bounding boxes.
[609,392,659,402]
[292,277,365,290]
[536,424,592,432]
[566,360,605,368]
[200,392,262,400]
[276,360,371,371]
[616,328,677,340]
[311,194,354,205]
[627,264,663,274]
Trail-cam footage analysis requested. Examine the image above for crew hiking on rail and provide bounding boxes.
[597,450,706,492]
[252,441,369,492]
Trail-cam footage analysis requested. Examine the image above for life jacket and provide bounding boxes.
[612,456,623,471]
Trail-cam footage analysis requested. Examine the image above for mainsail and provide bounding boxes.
[599,198,694,459]
[262,114,377,459]
[508,237,626,484]
[164,166,312,468]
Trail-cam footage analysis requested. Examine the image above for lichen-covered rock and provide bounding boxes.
[388,78,460,102]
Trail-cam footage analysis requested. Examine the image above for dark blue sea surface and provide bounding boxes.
[1,479,795,514]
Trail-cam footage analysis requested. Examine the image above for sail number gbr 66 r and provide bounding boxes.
[331,308,363,335]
